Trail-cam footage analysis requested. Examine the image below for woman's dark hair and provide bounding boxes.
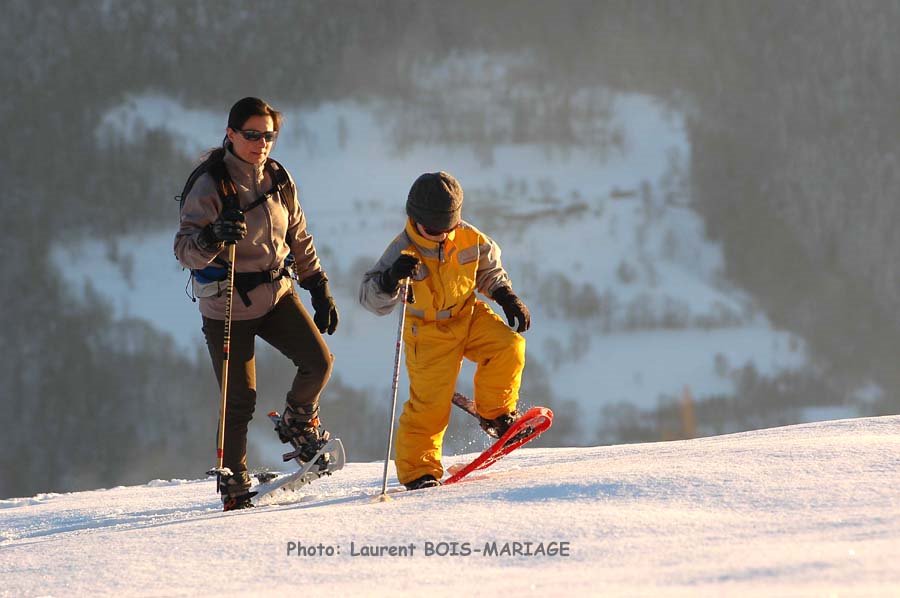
[227,96,283,132]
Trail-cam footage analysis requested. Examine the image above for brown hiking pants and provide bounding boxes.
[202,290,333,476]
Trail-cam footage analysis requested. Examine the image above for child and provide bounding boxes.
[359,171,531,489]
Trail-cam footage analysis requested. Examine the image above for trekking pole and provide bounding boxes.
[378,277,411,501]
[207,241,238,480]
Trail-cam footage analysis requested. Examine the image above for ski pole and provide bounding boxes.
[378,277,411,500]
[207,241,237,480]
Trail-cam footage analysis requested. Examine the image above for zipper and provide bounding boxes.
[256,167,279,308]
[437,240,447,315]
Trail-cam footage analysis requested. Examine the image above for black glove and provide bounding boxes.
[300,272,339,335]
[198,208,247,251]
[379,254,420,294]
[493,286,531,333]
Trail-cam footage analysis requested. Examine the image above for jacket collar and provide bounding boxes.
[405,218,458,252]
[223,145,265,188]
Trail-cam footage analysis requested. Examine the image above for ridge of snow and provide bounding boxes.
[2,415,898,596]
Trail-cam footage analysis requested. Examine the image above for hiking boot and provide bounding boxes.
[223,492,256,511]
[478,410,520,439]
[405,474,441,491]
[218,471,256,511]
[273,404,331,465]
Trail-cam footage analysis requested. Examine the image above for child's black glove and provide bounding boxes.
[380,254,420,294]
[492,286,531,333]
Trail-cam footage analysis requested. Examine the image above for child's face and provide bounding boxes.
[416,222,450,242]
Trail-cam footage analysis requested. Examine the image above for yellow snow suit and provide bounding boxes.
[360,219,526,484]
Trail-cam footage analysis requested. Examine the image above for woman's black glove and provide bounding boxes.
[197,208,247,251]
[300,272,339,335]
[492,286,531,333]
[379,254,420,294]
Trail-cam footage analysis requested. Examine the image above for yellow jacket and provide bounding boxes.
[359,219,511,320]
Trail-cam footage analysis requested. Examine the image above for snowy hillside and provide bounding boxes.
[52,92,812,451]
[2,416,898,596]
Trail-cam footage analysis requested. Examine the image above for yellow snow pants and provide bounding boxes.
[395,299,526,485]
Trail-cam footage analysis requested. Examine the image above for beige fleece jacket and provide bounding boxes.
[174,149,322,320]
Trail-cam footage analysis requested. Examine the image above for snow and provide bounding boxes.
[542,327,804,412]
[51,91,815,446]
[2,416,899,596]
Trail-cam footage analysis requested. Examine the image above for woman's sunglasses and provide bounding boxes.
[237,129,278,142]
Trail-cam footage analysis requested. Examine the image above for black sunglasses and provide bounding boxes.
[422,224,457,236]
[237,129,278,142]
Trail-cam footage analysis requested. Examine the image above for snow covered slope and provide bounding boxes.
[2,416,898,596]
[53,93,812,448]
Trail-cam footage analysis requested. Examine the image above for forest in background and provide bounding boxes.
[2,0,899,497]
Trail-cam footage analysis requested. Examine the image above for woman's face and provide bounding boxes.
[226,114,276,166]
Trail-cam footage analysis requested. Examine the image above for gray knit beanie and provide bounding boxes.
[406,171,464,231]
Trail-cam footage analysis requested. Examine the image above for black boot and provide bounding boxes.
[223,492,255,511]
[405,474,441,491]
[218,471,256,511]
[273,404,331,466]
[478,410,520,439]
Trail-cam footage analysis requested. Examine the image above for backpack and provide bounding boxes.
[176,150,296,306]
[175,149,294,215]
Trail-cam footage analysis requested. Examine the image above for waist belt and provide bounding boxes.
[193,264,291,307]
[233,267,291,307]
[405,294,475,322]
[406,307,454,320]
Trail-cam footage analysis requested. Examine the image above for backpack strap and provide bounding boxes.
[176,148,227,211]
[179,153,292,216]
[214,158,292,216]
[207,159,240,214]
[263,158,294,214]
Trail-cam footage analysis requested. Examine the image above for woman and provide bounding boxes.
[175,97,339,510]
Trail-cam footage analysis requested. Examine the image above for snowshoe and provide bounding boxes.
[253,471,280,484]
